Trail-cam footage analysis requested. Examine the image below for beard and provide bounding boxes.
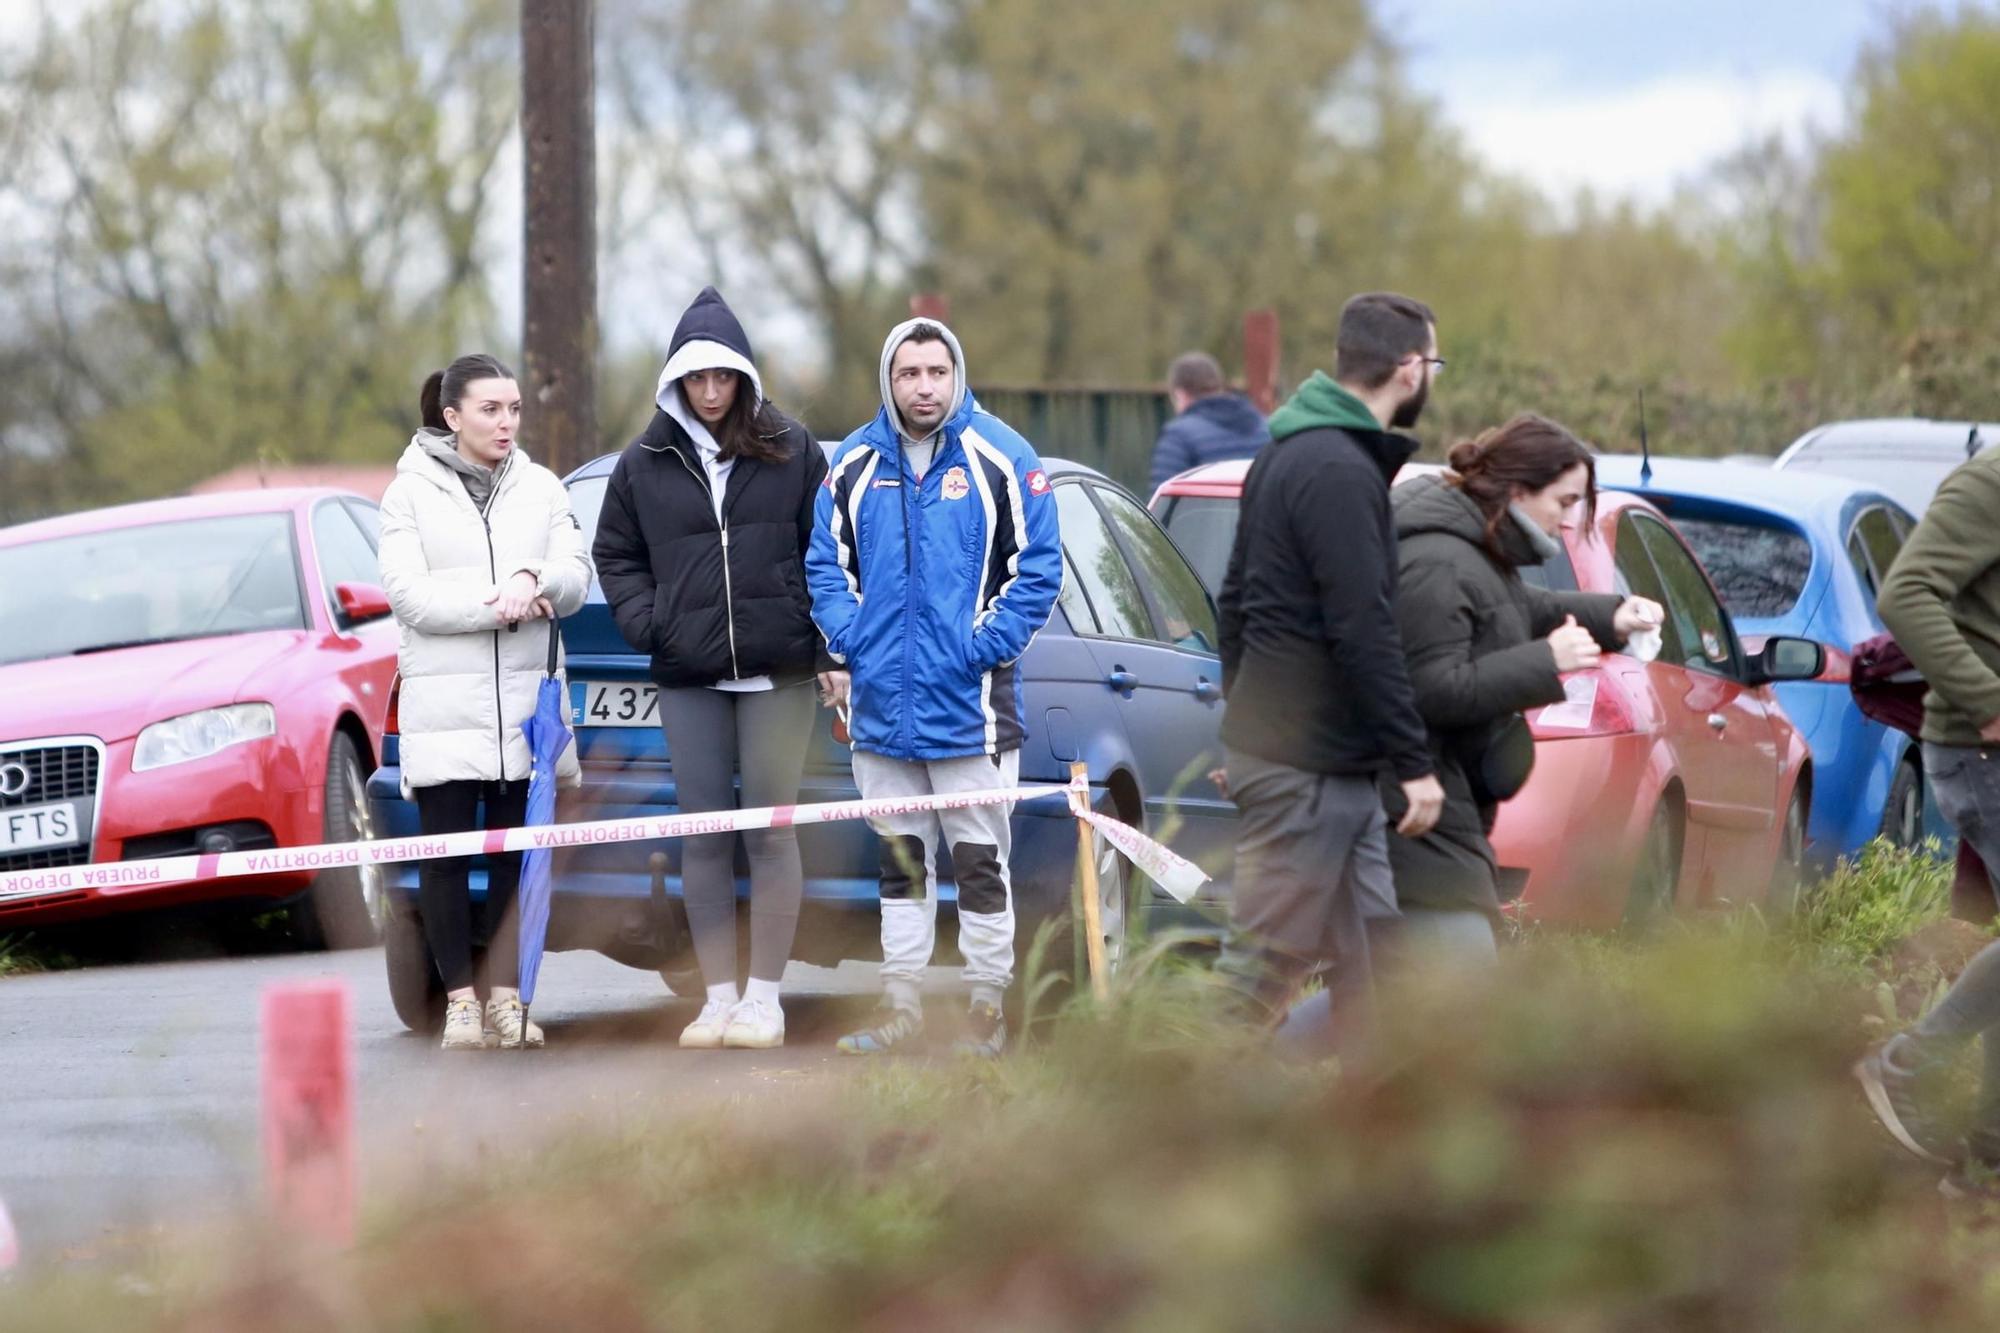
[1389,375,1430,430]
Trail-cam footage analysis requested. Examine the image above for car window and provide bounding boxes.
[343,499,381,548]
[1096,486,1219,653]
[1156,495,1239,594]
[312,501,380,599]
[1054,483,1150,640]
[567,475,610,551]
[1846,530,1876,598]
[1634,515,1738,676]
[1613,514,1686,664]
[1855,507,1905,587]
[1667,514,1814,619]
[1057,553,1099,634]
[1519,542,1580,592]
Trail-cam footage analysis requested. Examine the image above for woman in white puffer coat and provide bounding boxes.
[378,353,592,1052]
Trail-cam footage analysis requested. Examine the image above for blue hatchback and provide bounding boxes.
[365,454,1239,1029]
[1594,456,1946,867]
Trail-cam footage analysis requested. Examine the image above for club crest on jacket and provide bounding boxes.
[941,466,970,501]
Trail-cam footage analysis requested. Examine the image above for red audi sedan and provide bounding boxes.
[0,489,397,945]
[1153,458,1822,926]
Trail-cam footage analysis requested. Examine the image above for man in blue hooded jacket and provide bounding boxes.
[808,319,1062,1057]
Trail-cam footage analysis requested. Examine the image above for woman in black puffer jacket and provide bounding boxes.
[593,287,834,1051]
[1381,414,1660,961]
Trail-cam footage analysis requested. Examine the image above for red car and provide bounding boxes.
[0,489,398,944]
[1153,459,1822,926]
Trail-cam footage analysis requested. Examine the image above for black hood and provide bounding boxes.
[669,285,753,363]
[1393,473,1543,567]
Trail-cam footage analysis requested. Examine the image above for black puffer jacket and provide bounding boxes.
[1380,474,1624,918]
[593,408,828,688]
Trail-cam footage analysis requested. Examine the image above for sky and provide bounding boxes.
[1391,0,1891,204]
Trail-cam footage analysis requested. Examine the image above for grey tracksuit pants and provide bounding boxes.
[853,748,1020,1010]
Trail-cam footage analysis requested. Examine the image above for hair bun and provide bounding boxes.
[1447,439,1485,474]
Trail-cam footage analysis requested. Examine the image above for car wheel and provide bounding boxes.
[1621,802,1680,931]
[384,899,444,1032]
[1770,786,1809,912]
[1015,808,1138,1024]
[1880,760,1922,849]
[658,964,705,997]
[1089,829,1132,978]
[296,732,384,950]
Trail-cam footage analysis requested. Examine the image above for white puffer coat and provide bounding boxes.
[377,436,593,793]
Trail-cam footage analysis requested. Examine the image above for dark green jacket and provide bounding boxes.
[1878,451,2000,746]
[1381,475,1623,918]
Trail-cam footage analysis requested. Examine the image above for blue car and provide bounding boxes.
[1594,456,1945,867]
[366,454,1238,1029]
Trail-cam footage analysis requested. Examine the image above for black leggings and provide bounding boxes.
[414,778,527,993]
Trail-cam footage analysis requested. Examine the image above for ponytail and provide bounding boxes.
[420,353,516,434]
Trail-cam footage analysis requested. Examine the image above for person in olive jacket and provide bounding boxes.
[1381,414,1659,960]
[592,287,836,1052]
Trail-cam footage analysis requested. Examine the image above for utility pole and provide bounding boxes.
[520,0,596,478]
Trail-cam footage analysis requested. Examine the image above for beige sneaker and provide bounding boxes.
[679,997,734,1049]
[441,996,486,1051]
[486,995,545,1050]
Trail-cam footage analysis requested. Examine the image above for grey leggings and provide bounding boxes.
[657,682,817,986]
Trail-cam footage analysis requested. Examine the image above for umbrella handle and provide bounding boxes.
[545,615,562,678]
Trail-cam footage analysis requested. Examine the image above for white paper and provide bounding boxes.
[1535,675,1600,730]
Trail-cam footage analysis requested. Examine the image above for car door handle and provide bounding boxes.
[1193,678,1221,704]
[1107,669,1138,695]
[1707,713,1728,732]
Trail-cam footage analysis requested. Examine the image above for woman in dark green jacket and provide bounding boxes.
[1382,414,1661,960]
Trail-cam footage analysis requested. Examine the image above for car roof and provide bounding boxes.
[1155,457,1256,495]
[1593,453,1904,526]
[1775,417,2000,465]
[0,487,348,547]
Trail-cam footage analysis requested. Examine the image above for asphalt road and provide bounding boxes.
[0,944,931,1268]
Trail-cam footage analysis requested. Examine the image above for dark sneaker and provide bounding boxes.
[1854,1038,1961,1166]
[837,1003,925,1056]
[952,1000,1007,1059]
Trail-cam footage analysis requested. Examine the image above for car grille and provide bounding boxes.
[1,743,100,875]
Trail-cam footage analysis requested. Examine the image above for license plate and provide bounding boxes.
[0,800,83,853]
[574,680,660,728]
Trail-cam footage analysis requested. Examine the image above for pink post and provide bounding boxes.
[1243,307,1281,415]
[0,1194,17,1272]
[910,292,951,322]
[261,979,355,1246]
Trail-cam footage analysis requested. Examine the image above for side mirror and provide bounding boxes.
[334,581,393,627]
[1746,635,1825,686]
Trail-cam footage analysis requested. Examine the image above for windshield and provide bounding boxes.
[0,513,306,666]
[1668,514,1814,619]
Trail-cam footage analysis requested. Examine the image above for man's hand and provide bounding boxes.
[1396,774,1445,838]
[1980,715,2000,745]
[817,670,851,709]
[486,571,543,624]
[1613,597,1664,638]
[1208,766,1230,800]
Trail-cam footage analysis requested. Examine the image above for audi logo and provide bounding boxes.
[0,762,29,799]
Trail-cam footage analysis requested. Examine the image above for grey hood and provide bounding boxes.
[877,316,968,446]
[411,427,507,512]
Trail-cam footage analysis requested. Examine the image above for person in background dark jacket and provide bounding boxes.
[592,286,833,1052]
[1382,416,1656,960]
[1148,352,1269,492]
[1214,291,1446,1033]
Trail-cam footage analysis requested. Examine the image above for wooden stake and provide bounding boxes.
[1071,760,1109,1001]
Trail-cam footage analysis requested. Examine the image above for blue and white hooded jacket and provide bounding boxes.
[808,319,1062,761]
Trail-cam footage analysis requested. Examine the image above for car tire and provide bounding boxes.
[1880,759,1922,849]
[384,899,444,1033]
[1770,786,1809,912]
[1621,802,1681,931]
[296,732,384,951]
[1015,808,1137,1027]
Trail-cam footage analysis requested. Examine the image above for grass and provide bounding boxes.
[0,932,70,977]
[8,841,2000,1330]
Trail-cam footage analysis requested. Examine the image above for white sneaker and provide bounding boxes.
[679,997,734,1049]
[441,996,486,1051]
[722,999,785,1049]
[486,995,545,1050]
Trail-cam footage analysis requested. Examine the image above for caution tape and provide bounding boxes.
[0,777,1210,905]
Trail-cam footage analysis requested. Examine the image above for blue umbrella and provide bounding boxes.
[516,617,571,1017]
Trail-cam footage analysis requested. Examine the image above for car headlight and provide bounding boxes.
[132,704,277,772]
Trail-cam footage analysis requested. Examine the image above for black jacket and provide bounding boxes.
[1217,423,1433,781]
[1149,392,1268,490]
[1380,475,1624,917]
[593,408,829,688]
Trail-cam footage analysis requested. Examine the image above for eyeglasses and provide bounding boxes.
[1416,356,1446,377]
